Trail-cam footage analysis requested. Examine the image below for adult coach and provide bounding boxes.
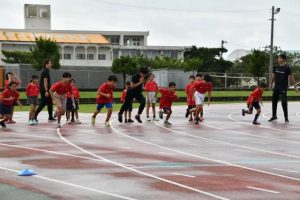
[118,67,149,123]
[34,59,56,122]
[269,54,298,122]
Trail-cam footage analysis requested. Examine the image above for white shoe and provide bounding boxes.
[75,120,81,124]
[105,121,110,127]
[33,119,38,125]
[28,120,34,125]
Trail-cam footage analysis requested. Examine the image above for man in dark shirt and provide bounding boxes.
[269,54,298,122]
[34,59,56,122]
[118,67,149,123]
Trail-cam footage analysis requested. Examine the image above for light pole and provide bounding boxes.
[268,6,280,89]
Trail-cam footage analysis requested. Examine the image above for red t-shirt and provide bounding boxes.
[1,89,19,106]
[247,87,263,104]
[159,88,178,109]
[67,86,80,99]
[120,89,127,103]
[185,83,195,106]
[145,80,158,92]
[26,83,39,97]
[51,82,73,95]
[5,80,21,89]
[193,81,213,94]
[96,82,114,104]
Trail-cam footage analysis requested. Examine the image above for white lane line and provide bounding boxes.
[272,168,299,173]
[247,186,280,194]
[154,121,300,160]
[232,148,251,153]
[0,166,136,200]
[158,152,175,156]
[111,120,300,182]
[189,144,203,147]
[172,173,195,178]
[58,124,231,200]
[119,146,131,149]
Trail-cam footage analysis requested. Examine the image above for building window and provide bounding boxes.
[64,54,71,60]
[87,54,94,60]
[98,54,106,60]
[108,36,120,45]
[132,37,141,46]
[77,54,85,60]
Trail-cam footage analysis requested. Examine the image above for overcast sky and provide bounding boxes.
[0,0,299,57]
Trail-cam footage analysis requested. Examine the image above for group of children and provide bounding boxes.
[0,69,267,128]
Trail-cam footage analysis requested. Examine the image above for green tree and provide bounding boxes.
[182,58,203,74]
[248,49,269,85]
[30,37,61,70]
[112,56,138,87]
[1,50,33,64]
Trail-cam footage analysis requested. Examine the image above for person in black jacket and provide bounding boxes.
[118,67,149,123]
[34,59,56,123]
[269,54,298,122]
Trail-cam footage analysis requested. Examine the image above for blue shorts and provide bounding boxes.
[66,98,79,111]
[247,102,261,112]
[97,103,113,110]
[0,103,12,115]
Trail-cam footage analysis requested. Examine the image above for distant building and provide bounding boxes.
[226,49,251,62]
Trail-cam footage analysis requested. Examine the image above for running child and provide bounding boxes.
[185,75,196,121]
[242,82,267,125]
[145,73,159,121]
[91,75,118,127]
[193,74,213,124]
[49,72,74,128]
[120,81,134,123]
[26,75,39,125]
[156,82,178,126]
[66,79,81,124]
[0,82,23,128]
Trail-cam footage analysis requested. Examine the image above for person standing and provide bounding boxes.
[269,54,298,122]
[34,59,56,122]
[118,67,149,123]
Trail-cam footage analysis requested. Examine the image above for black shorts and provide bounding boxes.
[66,98,79,111]
[188,105,196,109]
[0,103,12,115]
[163,107,172,113]
[247,102,261,112]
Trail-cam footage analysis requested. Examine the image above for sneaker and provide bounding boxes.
[159,110,163,119]
[118,115,123,123]
[91,117,96,126]
[153,117,159,122]
[71,119,76,124]
[33,119,38,125]
[188,117,193,122]
[28,120,34,126]
[75,120,81,124]
[253,121,261,125]
[194,117,200,125]
[67,119,71,124]
[48,118,57,122]
[146,116,151,122]
[185,108,190,118]
[199,117,204,122]
[164,121,172,126]
[105,121,110,127]
[242,109,246,116]
[135,115,142,123]
[268,116,277,122]
[0,121,7,128]
[6,120,16,124]
[57,123,61,128]
[285,118,289,123]
[124,119,128,123]
[127,119,134,123]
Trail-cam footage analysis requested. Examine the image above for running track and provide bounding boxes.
[0,103,300,200]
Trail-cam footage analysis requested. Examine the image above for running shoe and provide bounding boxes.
[135,115,142,123]
[91,116,96,126]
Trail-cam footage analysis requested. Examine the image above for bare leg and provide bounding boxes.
[106,108,112,122]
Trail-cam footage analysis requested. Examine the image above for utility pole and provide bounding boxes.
[221,40,227,58]
[268,6,280,89]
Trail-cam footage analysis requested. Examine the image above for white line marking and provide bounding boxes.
[172,173,195,178]
[0,166,136,200]
[119,146,131,149]
[58,123,230,200]
[232,148,251,153]
[189,144,203,147]
[158,152,175,156]
[247,186,280,194]
[110,120,300,182]
[272,168,299,173]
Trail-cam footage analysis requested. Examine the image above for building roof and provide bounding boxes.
[0,31,110,44]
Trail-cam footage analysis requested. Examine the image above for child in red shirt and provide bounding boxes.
[193,74,212,124]
[242,82,267,125]
[0,82,23,128]
[156,82,177,126]
[145,73,159,121]
[26,75,39,125]
[185,75,196,121]
[49,72,74,128]
[120,81,134,123]
[66,79,81,124]
[91,75,118,127]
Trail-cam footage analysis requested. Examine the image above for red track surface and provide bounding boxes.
[1,103,300,200]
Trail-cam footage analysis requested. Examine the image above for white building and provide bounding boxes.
[0,4,188,68]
